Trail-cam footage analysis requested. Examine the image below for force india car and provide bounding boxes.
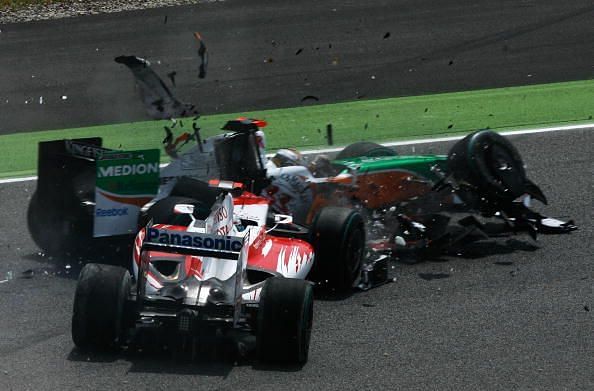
[71,180,368,363]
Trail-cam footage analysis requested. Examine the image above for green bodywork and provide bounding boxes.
[333,155,449,181]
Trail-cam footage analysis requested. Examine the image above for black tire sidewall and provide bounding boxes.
[257,277,313,364]
[309,207,365,292]
[72,263,131,350]
[448,130,527,207]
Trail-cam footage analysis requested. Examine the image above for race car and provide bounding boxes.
[71,180,369,363]
[266,130,578,256]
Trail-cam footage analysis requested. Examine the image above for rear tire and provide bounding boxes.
[72,263,131,350]
[336,141,396,160]
[308,207,365,292]
[257,277,314,364]
[27,191,93,255]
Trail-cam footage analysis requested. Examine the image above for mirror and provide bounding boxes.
[274,214,293,225]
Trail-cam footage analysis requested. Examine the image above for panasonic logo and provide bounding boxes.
[98,163,159,178]
[146,228,243,252]
[96,207,129,217]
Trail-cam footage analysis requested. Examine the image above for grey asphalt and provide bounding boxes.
[1,0,594,390]
[1,0,594,134]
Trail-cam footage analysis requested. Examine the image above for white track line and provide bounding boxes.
[1,122,591,184]
[299,123,594,155]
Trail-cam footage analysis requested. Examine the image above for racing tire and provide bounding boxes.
[72,263,131,350]
[335,141,397,160]
[27,191,93,255]
[138,196,201,228]
[308,207,365,293]
[257,277,314,364]
[448,130,528,208]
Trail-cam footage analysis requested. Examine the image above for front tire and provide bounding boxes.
[72,263,131,350]
[448,130,528,212]
[257,277,314,364]
[308,207,365,293]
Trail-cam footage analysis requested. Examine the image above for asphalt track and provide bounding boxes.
[0,1,593,390]
[1,0,594,134]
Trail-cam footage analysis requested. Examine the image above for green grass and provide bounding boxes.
[2,79,593,179]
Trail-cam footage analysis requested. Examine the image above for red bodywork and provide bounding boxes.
[132,191,315,291]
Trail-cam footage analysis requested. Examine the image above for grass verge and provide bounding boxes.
[1,79,593,179]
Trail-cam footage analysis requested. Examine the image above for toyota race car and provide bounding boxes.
[71,180,369,363]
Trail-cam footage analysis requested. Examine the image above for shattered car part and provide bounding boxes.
[194,32,208,79]
[115,55,199,119]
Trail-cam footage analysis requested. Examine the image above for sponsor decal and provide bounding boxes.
[96,207,129,217]
[146,228,243,252]
[94,149,160,237]
[65,141,107,159]
[213,205,228,224]
[98,163,159,178]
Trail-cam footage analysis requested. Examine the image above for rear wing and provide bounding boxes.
[34,138,161,238]
[36,138,109,201]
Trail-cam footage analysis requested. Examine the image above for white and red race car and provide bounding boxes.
[71,180,368,364]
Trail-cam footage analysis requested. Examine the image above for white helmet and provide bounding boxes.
[271,148,303,167]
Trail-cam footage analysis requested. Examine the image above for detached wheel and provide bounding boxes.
[72,263,131,350]
[336,141,396,160]
[257,277,314,364]
[308,207,365,292]
[448,130,528,207]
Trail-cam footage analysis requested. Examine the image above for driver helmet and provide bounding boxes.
[271,148,304,167]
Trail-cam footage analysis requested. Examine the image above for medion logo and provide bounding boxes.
[146,228,243,252]
[98,163,159,178]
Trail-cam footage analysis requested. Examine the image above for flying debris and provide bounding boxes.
[295,48,303,55]
[167,71,177,87]
[115,55,199,120]
[383,32,391,39]
[194,32,208,79]
[163,126,173,145]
